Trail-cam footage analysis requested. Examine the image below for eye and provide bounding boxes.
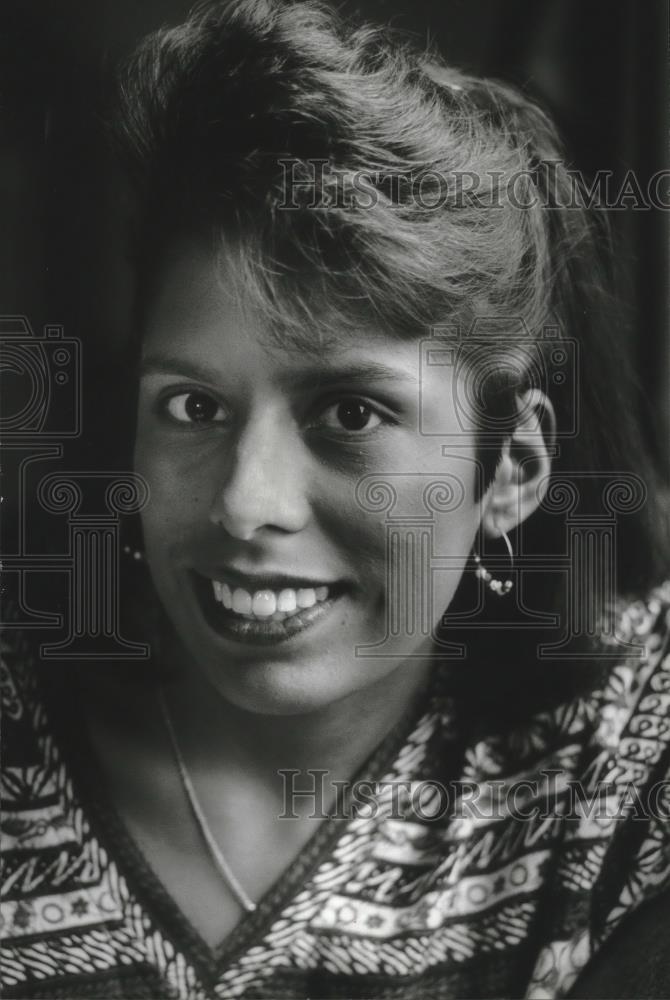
[316,398,384,434]
[163,391,227,425]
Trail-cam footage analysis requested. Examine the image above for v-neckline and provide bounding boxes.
[41,663,441,987]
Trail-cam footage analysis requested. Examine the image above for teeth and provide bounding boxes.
[232,588,252,615]
[252,590,276,617]
[277,589,297,613]
[210,580,332,619]
[297,588,316,609]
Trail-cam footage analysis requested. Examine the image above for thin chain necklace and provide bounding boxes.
[158,687,257,914]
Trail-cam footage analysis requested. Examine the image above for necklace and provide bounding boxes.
[158,688,257,914]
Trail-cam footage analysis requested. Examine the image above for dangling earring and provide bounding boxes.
[121,514,145,563]
[122,544,145,562]
[473,528,514,595]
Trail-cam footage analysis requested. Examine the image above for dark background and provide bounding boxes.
[2,0,669,477]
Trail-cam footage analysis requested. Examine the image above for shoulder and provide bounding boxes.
[599,583,670,872]
[1,617,71,821]
[1,620,88,945]
[1,621,46,772]
[562,582,670,992]
[507,584,670,998]
[585,580,670,756]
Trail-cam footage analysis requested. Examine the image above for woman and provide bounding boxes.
[2,1,669,997]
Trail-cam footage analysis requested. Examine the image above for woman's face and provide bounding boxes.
[134,240,483,714]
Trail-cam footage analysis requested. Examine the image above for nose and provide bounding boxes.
[208,413,310,540]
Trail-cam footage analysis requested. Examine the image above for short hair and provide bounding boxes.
[115,0,579,343]
[112,0,668,660]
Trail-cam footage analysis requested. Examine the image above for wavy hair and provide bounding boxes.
[110,0,668,697]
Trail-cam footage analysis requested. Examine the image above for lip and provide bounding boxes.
[190,570,349,647]
[199,565,337,592]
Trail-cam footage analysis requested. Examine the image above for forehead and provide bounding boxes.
[141,236,423,374]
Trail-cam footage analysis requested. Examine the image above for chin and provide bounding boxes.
[151,564,394,714]
[193,650,383,717]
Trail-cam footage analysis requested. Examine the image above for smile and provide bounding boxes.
[212,580,331,621]
[191,571,349,646]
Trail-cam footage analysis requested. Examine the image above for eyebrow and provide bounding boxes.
[139,355,419,387]
[290,362,419,389]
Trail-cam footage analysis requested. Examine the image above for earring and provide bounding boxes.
[473,528,514,595]
[121,515,145,563]
[122,544,144,562]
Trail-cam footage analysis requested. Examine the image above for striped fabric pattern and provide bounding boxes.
[2,584,669,999]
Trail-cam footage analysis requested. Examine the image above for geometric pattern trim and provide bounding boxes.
[2,583,669,999]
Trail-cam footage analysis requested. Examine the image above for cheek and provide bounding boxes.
[429,459,481,542]
[326,499,386,552]
[133,434,210,551]
[428,461,481,611]
[312,456,481,598]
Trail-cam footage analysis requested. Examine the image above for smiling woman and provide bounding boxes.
[133,237,485,714]
[2,1,669,998]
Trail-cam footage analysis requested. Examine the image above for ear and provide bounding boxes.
[481,388,556,539]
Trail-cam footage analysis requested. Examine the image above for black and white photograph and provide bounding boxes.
[2,1,669,997]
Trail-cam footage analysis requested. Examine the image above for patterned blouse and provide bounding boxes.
[2,584,670,1000]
